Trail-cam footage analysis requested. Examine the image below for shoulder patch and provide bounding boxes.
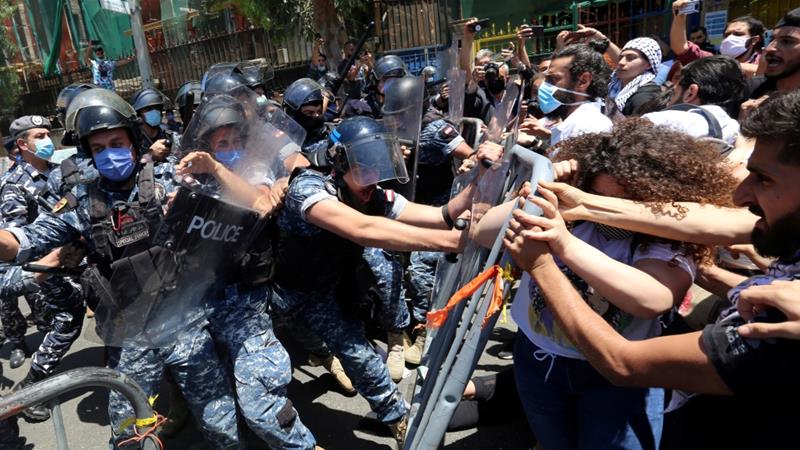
[384,190,396,203]
[441,124,455,137]
[324,180,338,196]
[52,197,69,214]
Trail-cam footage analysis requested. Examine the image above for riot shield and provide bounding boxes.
[447,68,466,124]
[93,88,294,348]
[382,76,425,200]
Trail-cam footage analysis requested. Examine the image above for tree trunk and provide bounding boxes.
[311,0,343,67]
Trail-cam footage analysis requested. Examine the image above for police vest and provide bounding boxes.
[271,169,384,293]
[0,163,59,224]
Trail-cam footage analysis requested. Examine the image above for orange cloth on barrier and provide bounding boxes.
[427,265,508,329]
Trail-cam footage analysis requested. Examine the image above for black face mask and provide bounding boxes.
[487,78,506,95]
[296,113,325,132]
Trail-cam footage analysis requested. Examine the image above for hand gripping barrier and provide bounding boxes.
[405,145,553,450]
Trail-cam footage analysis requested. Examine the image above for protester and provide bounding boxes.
[607,37,663,117]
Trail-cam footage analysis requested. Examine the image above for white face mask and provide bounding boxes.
[720,35,750,58]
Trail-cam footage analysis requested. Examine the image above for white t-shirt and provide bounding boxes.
[511,221,696,360]
[549,101,613,156]
[643,104,739,146]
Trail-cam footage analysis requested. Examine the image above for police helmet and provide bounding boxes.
[328,116,408,186]
[373,55,407,81]
[241,64,274,90]
[282,78,324,113]
[203,71,249,101]
[67,89,137,152]
[131,87,168,112]
[175,81,203,124]
[381,76,423,115]
[201,63,242,89]
[56,83,97,126]
[188,95,248,152]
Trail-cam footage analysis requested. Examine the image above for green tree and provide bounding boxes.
[0,0,21,122]
[208,0,372,65]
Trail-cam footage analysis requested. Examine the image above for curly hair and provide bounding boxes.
[554,118,737,262]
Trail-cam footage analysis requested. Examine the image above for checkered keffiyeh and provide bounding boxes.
[609,37,663,113]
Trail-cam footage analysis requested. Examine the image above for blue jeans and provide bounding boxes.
[513,335,664,450]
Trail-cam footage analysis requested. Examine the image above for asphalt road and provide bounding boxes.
[2,306,533,450]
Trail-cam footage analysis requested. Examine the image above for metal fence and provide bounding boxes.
[17,26,313,118]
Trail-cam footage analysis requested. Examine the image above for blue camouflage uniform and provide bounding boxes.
[407,114,466,323]
[209,284,316,449]
[199,174,316,449]
[0,160,85,375]
[4,161,241,449]
[270,169,408,424]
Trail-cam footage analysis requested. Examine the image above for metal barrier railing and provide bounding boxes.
[405,145,554,450]
[0,367,161,450]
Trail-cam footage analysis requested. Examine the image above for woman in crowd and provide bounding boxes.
[607,37,664,117]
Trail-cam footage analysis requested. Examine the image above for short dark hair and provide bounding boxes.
[689,26,708,36]
[776,7,800,29]
[679,56,747,117]
[740,90,800,164]
[729,15,765,50]
[551,42,610,99]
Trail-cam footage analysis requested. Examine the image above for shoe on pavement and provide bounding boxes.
[13,371,50,423]
[404,328,426,365]
[322,355,356,395]
[387,331,409,382]
[9,344,31,370]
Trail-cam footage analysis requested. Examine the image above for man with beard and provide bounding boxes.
[518,42,612,155]
[504,90,800,448]
[748,8,800,99]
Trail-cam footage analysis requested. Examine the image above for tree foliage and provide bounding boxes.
[0,0,21,121]
[208,0,370,40]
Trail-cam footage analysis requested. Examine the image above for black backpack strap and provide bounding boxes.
[665,103,724,140]
[88,184,112,261]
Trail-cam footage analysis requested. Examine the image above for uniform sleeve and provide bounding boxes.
[8,211,84,264]
[286,173,337,222]
[373,189,408,219]
[0,265,41,298]
[0,184,31,228]
[702,310,800,397]
[419,119,465,166]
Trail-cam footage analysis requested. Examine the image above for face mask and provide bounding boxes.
[143,110,162,128]
[316,64,327,71]
[215,150,243,169]
[537,81,591,114]
[94,147,135,182]
[296,113,325,132]
[32,137,55,161]
[720,35,750,58]
[487,78,506,95]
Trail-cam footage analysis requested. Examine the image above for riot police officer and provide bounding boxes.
[343,54,408,118]
[0,90,241,449]
[130,87,176,162]
[283,78,329,160]
[177,93,319,449]
[271,116,500,447]
[0,116,86,422]
[175,80,203,127]
[242,63,274,99]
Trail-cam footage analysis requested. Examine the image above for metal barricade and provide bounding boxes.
[0,367,162,450]
[405,145,553,450]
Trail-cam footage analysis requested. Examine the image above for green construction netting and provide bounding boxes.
[80,0,135,59]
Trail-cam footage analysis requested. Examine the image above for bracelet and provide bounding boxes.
[441,204,455,229]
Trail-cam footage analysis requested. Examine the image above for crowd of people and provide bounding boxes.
[0,3,799,449]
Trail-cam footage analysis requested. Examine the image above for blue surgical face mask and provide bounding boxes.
[215,149,243,169]
[94,147,135,182]
[33,137,55,161]
[537,81,591,114]
[143,110,162,128]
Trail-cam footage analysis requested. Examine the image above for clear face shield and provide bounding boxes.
[344,133,409,187]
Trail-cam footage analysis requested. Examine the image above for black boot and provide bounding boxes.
[13,370,51,423]
[9,343,31,370]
